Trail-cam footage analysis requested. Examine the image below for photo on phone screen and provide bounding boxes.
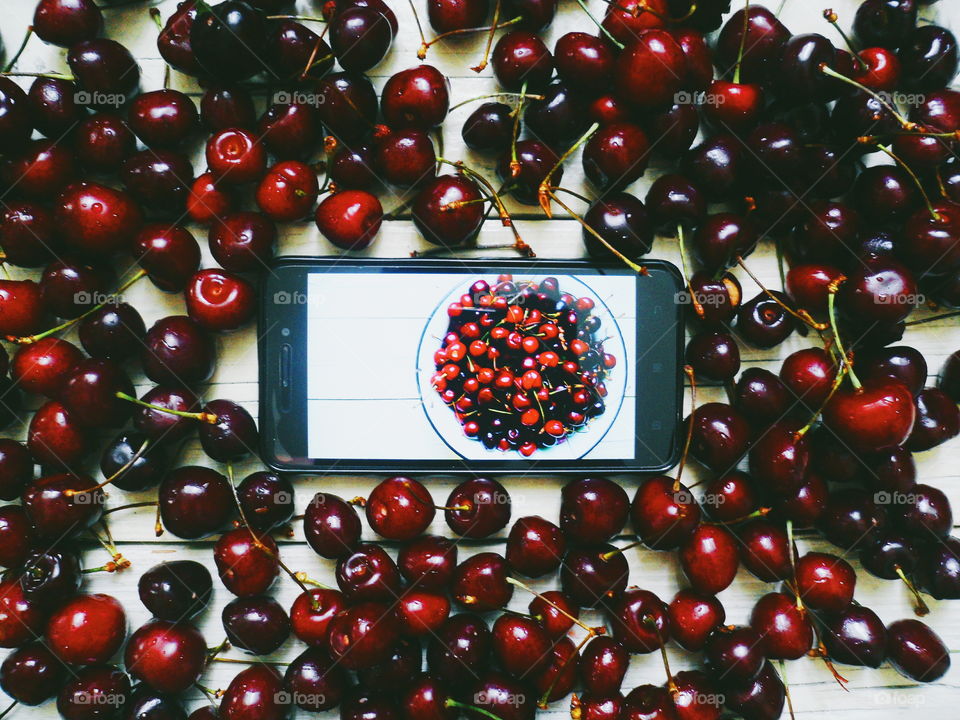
[260,259,685,473]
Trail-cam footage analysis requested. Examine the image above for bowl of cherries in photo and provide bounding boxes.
[421,274,627,458]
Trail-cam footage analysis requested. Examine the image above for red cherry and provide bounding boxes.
[615,29,686,109]
[0,579,45,648]
[794,551,856,612]
[315,190,383,250]
[206,127,268,184]
[213,527,279,597]
[365,476,435,541]
[290,588,345,647]
[187,172,235,225]
[186,268,256,332]
[46,593,126,665]
[124,619,206,694]
[680,524,739,595]
[54,182,143,255]
[256,161,320,222]
[667,589,726,652]
[823,378,916,453]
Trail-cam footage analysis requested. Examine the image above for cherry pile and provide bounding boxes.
[433,275,615,455]
[0,0,955,719]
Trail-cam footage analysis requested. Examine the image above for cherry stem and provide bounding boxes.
[0,71,73,81]
[148,9,171,88]
[420,16,521,59]
[674,364,697,489]
[506,577,598,635]
[826,283,861,390]
[735,256,828,331]
[445,700,503,720]
[676,223,708,320]
[785,519,806,612]
[895,566,930,616]
[101,501,158,517]
[707,507,771,525]
[906,310,960,326]
[814,641,850,688]
[91,519,129,570]
[818,64,915,130]
[547,190,646,273]
[82,561,125,574]
[3,26,33,74]
[206,638,231,664]
[733,0,750,84]
[652,620,677,693]
[406,0,427,52]
[448,92,545,113]
[115,391,218,423]
[600,541,640,561]
[795,362,848,439]
[265,14,327,22]
[539,633,594,708]
[0,700,17,720]
[777,660,798,720]
[822,9,866,72]
[69,439,151,496]
[6,268,147,344]
[509,80,528,175]
[539,122,600,217]
[574,0,624,49]
[210,657,290,666]
[875,144,942,222]
[194,683,222,701]
[471,0,502,72]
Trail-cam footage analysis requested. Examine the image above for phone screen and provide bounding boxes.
[260,259,684,473]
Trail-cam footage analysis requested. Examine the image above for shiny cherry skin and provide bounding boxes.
[395,589,450,637]
[138,560,212,621]
[327,601,399,670]
[20,548,81,608]
[602,0,667,45]
[208,211,277,273]
[853,0,918,49]
[701,471,758,523]
[214,527,279,597]
[794,552,856,612]
[786,263,844,316]
[823,378,916,454]
[315,72,379,143]
[582,122,650,190]
[0,279,44,339]
[200,86,256,133]
[304,492,362,559]
[11,337,82,397]
[615,30,686,109]
[554,32,614,91]
[886,619,950,682]
[283,647,346,712]
[506,515,565,577]
[451,552,513,611]
[750,591,813,660]
[579,636,629,695]
[124,619,206,694]
[680,523,739,595]
[2,140,76,200]
[0,79,31,154]
[56,665,131,720]
[688,402,751,471]
[462,102,513,153]
[900,24,959,90]
[906,388,960,451]
[79,303,147,361]
[748,422,809,496]
[560,544,629,607]
[336,542,403,602]
[398,535,458,589]
[329,5,394,73]
[0,441,31,503]
[491,613,552,676]
[428,0,489,32]
[54,182,143,255]
[0,506,35,568]
[529,589,578,638]
[400,673,456,720]
[715,5,791,83]
[468,672,536,720]
[219,665,289,720]
[58,357,134,428]
[46,593,126,665]
[33,0,103,47]
[40,256,111,319]
[582,193,654,261]
[131,386,201,443]
[524,80,590,149]
[67,39,140,103]
[157,0,201,75]
[205,128,266,185]
[426,613,491,686]
[190,0,271,82]
[685,331,740,382]
[736,291,797,349]
[682,134,744,202]
[128,90,198,148]
[27,400,91,468]
[667,589,726,652]
[73,113,136,173]
[99,430,167,493]
[703,80,764,132]
[0,579,46,649]
[198,399,256,463]
[258,101,322,160]
[0,201,60,268]
[266,19,334,82]
[559,476,629,546]
[921,536,960,600]
[159,466,235,539]
[22,472,102,539]
[491,30,553,90]
[222,595,291,655]
[374,128,436,187]
[412,174,484,247]
[256,161,319,222]
[738,519,794,582]
[897,483,953,537]
[315,190,383,251]
[704,625,765,683]
[608,587,669,654]
[779,347,837,408]
[0,642,66,706]
[188,172,235,225]
[445,477,511,538]
[289,588,345,647]
[141,315,216,385]
[723,661,785,720]
[820,605,886,668]
[381,65,449,129]
[236,471,294,532]
[186,269,255,333]
[496,138,560,205]
[365,476,434,541]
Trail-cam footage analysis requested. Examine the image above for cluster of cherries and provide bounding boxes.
[433,275,615,455]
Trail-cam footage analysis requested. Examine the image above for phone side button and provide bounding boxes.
[279,344,292,411]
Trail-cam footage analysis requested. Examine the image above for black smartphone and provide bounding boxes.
[259,257,685,474]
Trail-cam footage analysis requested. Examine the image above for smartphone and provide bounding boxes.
[259,257,685,474]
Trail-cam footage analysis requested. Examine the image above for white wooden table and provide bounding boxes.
[2,0,959,718]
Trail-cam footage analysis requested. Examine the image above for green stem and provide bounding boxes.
[733,0,750,84]
[574,0,624,49]
[826,288,861,390]
[3,27,33,74]
[445,699,506,720]
[115,391,217,423]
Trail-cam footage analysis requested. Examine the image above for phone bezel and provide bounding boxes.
[259,256,685,474]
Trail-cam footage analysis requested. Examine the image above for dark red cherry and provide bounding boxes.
[381,65,449,129]
[412,174,483,247]
[582,193,654,261]
[99,430,167,492]
[128,90,198,148]
[258,101,322,160]
[0,579,46,649]
[777,34,838,102]
[256,161,319,222]
[46,593,126,665]
[40,255,110,319]
[79,302,147,361]
[491,613,551,677]
[329,6,394,73]
[266,20,334,82]
[722,661,784,720]
[0,79,32,154]
[208,211,277,272]
[59,357,134,428]
[705,625,765,683]
[222,595,291,655]
[426,613,491,686]
[554,32,614,91]
[283,647,346,711]
[461,102,513,154]
[374,128,436,187]
[491,30,553,90]
[34,0,103,47]
[736,291,796,349]
[559,476,629,546]
[219,665,290,720]
[206,127,267,185]
[158,0,202,76]
[57,664,130,720]
[327,601,399,670]
[607,587,669,654]
[124,619,206,694]
[0,441,31,503]
[579,636,629,695]
[582,122,650,190]
[601,0,666,45]
[496,138,560,205]
[315,189,383,250]
[685,331,740,382]
[445,477,511,538]
[794,552,856,612]
[289,588,345,647]
[750,592,813,660]
[886,618,950,682]
[131,386,201,443]
[0,506,34,568]
[524,80,589,149]
[900,24,958,90]
[820,605,886,668]
[779,347,837,408]
[528,589,578,639]
[141,315,215,386]
[920,535,960,600]
[0,202,61,268]
[0,642,66,706]
[737,519,794,583]
[905,388,960,451]
[200,85,257,132]
[67,39,140,104]
[715,5,791,83]
[304,492,362,559]
[27,400,90,468]
[702,80,764,132]
[748,422,809,496]
[186,269,255,333]
[853,0,918,49]
[22,472,102,539]
[823,378,915,454]
[236,471,293,532]
[20,549,81,607]
[214,528,279,597]
[159,466,235,539]
[190,0,271,83]
[315,72,378,142]
[398,535,458,589]
[73,113,136,173]
[667,589,725,652]
[54,182,143,255]
[561,544,629,607]
[688,402,751,472]
[733,368,793,427]
[505,515,565,578]
[680,523,739,595]
[11,338,81,398]
[197,398,257,462]
[682,134,744,202]
[897,483,953,537]
[451,552,512,611]
[428,0,489,32]
[2,140,76,200]
[138,560,212,621]
[336,542,402,602]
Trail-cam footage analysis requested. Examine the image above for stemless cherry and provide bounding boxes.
[138,560,212,621]
[398,535,458,589]
[208,211,277,273]
[159,466,235,539]
[186,269,255,333]
[506,515,565,577]
[315,190,383,250]
[124,619,206,694]
[222,595,291,655]
[304,492,362,559]
[451,553,513,611]
[46,593,126,665]
[886,619,951,682]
